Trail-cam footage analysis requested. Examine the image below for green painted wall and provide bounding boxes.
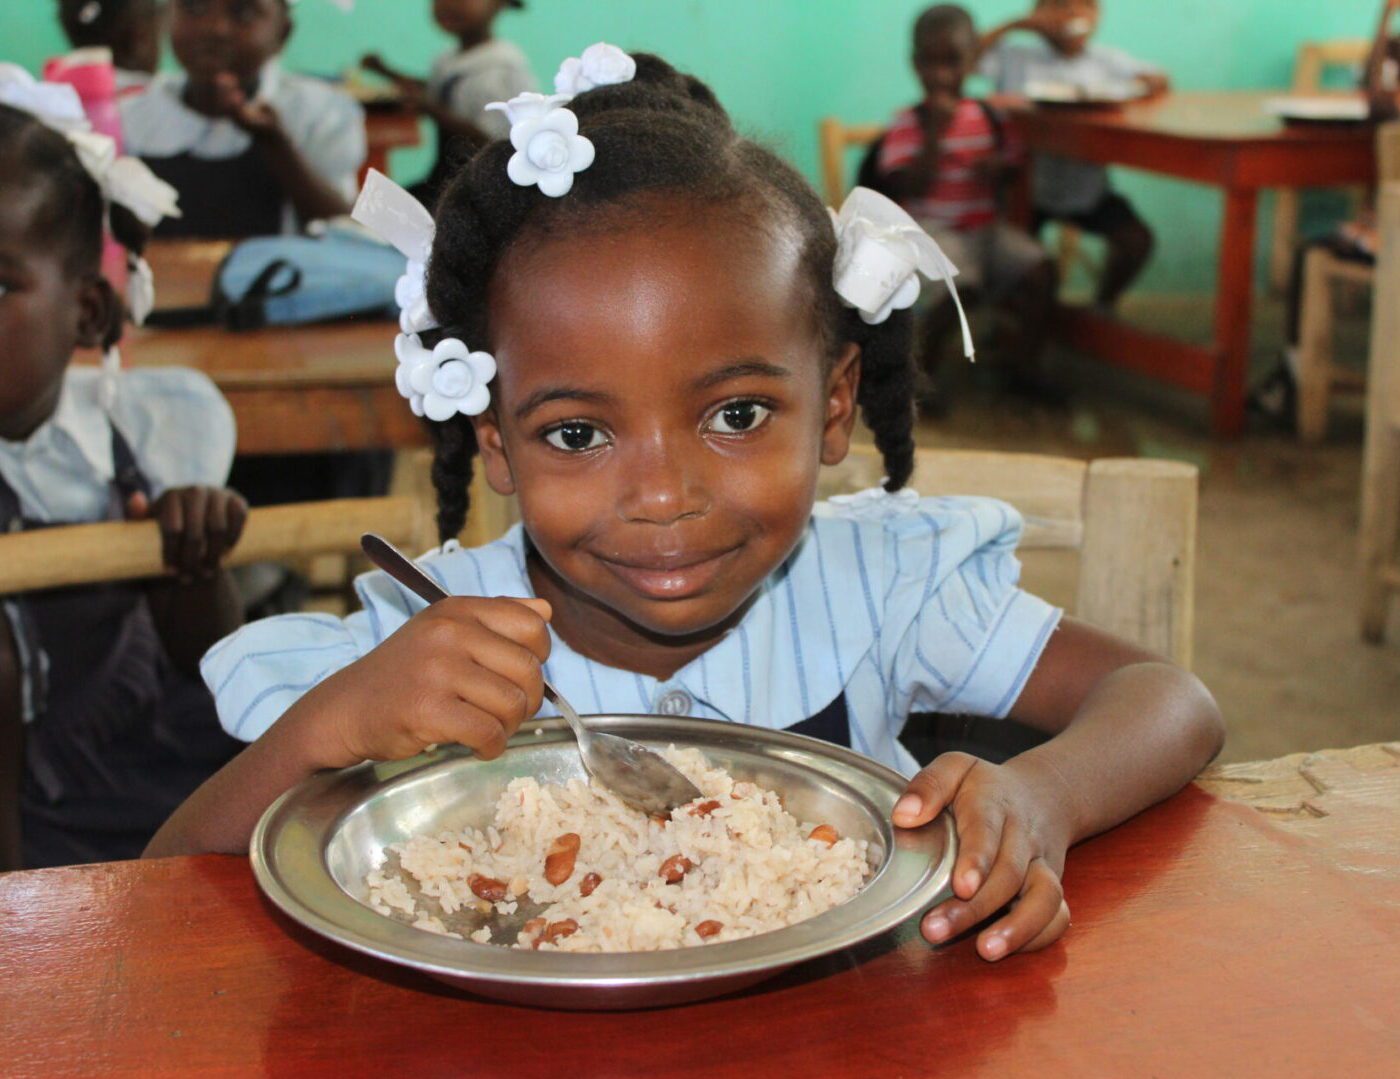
[0,0,1385,291]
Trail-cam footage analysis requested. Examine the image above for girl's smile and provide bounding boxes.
[473,202,859,678]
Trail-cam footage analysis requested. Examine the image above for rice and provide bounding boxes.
[364,747,872,952]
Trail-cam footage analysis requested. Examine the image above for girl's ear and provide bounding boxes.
[471,410,517,496]
[820,342,862,467]
[74,275,119,351]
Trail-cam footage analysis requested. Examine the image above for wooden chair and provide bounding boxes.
[1295,122,1400,442]
[1359,184,1400,642]
[818,117,884,206]
[818,446,1198,667]
[0,497,425,594]
[1270,38,1372,294]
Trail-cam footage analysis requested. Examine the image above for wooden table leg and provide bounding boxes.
[1211,187,1259,438]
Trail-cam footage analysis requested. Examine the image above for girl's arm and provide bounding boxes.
[128,487,247,677]
[894,618,1223,960]
[361,53,428,96]
[977,10,1065,61]
[144,595,553,858]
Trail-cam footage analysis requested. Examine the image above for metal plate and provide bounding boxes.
[251,715,956,1010]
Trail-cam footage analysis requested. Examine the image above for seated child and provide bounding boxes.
[362,0,535,206]
[979,0,1167,310]
[862,4,1058,403]
[119,0,365,238]
[57,0,163,95]
[1253,0,1400,424]
[149,45,1224,964]
[0,82,247,869]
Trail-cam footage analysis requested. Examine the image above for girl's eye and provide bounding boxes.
[707,401,772,435]
[543,422,608,453]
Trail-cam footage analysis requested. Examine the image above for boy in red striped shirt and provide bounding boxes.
[863,4,1057,405]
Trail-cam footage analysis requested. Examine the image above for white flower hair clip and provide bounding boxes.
[352,169,498,419]
[485,92,595,198]
[554,42,637,96]
[395,334,497,421]
[830,186,974,359]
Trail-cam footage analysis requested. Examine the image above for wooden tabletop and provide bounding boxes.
[1000,90,1376,188]
[2,743,1397,1076]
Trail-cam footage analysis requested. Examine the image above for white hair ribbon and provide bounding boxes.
[352,170,497,418]
[830,186,974,360]
[0,64,180,230]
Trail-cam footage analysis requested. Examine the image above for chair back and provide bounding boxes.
[818,447,1198,667]
[818,118,885,205]
[1293,39,1371,92]
[1378,122,1400,184]
[0,497,424,593]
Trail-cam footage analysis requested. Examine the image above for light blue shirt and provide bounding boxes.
[202,490,1062,776]
[980,39,1161,215]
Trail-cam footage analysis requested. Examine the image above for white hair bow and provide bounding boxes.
[830,186,974,359]
[352,169,497,419]
[352,168,438,333]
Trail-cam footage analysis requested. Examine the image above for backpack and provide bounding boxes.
[210,227,404,331]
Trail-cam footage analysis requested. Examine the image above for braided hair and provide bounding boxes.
[423,54,916,544]
[0,103,147,353]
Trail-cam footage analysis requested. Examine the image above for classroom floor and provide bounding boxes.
[909,291,1400,764]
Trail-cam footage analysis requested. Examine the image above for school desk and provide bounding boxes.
[1,742,1396,1076]
[117,318,425,455]
[1001,91,1377,438]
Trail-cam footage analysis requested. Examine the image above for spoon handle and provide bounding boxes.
[359,533,590,744]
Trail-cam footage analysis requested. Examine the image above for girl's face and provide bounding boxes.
[432,0,503,38]
[0,176,110,442]
[474,208,859,666]
[170,0,289,88]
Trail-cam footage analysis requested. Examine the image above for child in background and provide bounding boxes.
[979,0,1167,311]
[362,0,535,206]
[120,0,365,238]
[0,83,246,869]
[863,5,1058,405]
[1252,0,1400,426]
[150,45,1223,964]
[57,0,163,95]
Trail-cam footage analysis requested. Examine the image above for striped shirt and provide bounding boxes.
[201,490,1062,777]
[875,100,1017,230]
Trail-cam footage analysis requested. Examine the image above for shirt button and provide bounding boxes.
[656,689,693,716]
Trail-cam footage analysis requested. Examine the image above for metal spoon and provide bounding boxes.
[360,533,703,816]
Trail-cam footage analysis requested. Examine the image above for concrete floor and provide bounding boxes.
[911,292,1400,764]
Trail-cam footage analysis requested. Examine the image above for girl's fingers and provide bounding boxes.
[203,491,230,571]
[175,487,209,578]
[1019,899,1072,954]
[893,751,979,828]
[225,492,249,549]
[429,699,513,761]
[920,826,1029,945]
[976,859,1068,961]
[456,597,553,662]
[450,662,541,739]
[948,795,1006,900]
[156,491,185,573]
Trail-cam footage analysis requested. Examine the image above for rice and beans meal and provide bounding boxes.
[366,747,873,952]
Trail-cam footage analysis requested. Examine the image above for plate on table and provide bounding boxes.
[1264,95,1370,125]
[251,715,956,1011]
[1025,78,1141,109]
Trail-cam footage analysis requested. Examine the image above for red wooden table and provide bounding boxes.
[2,745,1397,1076]
[1002,91,1377,437]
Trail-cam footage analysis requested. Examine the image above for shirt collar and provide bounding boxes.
[48,373,114,481]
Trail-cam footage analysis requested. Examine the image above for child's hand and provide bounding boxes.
[893,752,1074,961]
[1018,8,1072,41]
[211,72,284,138]
[126,486,249,583]
[361,52,392,78]
[306,596,553,767]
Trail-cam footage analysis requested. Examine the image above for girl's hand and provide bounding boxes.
[126,486,249,583]
[361,52,392,78]
[211,72,284,138]
[893,752,1075,961]
[304,596,553,767]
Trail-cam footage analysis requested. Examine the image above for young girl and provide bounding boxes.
[361,0,535,206]
[119,0,365,237]
[57,0,164,96]
[0,78,248,869]
[150,47,1223,962]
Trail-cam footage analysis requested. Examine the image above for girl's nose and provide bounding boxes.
[615,437,711,526]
